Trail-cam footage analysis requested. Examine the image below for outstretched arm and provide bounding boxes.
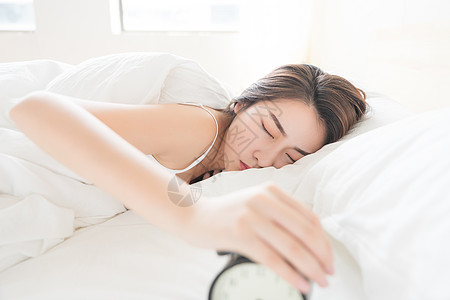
[9,92,195,237]
[9,91,334,293]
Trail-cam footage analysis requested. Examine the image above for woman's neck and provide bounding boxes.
[198,109,233,172]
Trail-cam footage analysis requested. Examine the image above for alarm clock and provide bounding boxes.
[208,252,310,300]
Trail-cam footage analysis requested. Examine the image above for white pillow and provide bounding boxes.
[0,59,71,129]
[201,104,449,300]
[0,59,71,102]
[200,94,414,198]
[294,107,450,300]
[46,52,232,108]
[196,93,414,299]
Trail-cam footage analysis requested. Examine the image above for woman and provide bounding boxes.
[9,64,366,293]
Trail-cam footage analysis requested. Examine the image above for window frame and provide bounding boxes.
[0,0,36,32]
[118,0,241,33]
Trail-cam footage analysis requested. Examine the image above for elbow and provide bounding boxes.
[9,91,53,124]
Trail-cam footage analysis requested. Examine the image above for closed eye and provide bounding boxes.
[262,122,274,139]
[286,153,295,163]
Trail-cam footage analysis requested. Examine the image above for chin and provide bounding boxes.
[223,163,240,172]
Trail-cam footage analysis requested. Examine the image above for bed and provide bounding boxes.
[1,52,449,300]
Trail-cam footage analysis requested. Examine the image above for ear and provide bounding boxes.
[234,102,245,114]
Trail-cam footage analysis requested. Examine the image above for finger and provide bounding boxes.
[248,190,334,275]
[265,182,318,224]
[202,172,211,180]
[257,195,333,275]
[263,183,334,269]
[249,209,330,287]
[247,236,311,294]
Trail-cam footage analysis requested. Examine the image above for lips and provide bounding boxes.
[240,161,251,170]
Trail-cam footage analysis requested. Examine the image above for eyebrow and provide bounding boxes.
[269,111,312,156]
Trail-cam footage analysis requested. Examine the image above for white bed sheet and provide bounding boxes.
[0,211,229,300]
[2,53,448,300]
[0,53,233,273]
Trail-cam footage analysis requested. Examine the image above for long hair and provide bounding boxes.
[220,64,367,144]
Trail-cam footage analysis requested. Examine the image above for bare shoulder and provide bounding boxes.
[153,103,219,156]
[76,98,218,158]
[87,101,219,158]
[21,92,220,163]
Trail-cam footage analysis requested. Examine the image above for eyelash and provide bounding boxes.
[262,123,274,139]
[286,154,295,163]
[262,122,295,163]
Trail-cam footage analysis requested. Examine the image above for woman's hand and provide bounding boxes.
[183,182,334,294]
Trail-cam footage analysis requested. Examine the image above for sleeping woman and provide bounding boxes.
[9,64,366,293]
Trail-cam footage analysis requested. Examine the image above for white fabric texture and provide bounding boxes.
[198,106,450,300]
[2,52,448,300]
[46,52,232,108]
[304,108,450,300]
[0,53,233,273]
[0,211,229,300]
[0,59,71,129]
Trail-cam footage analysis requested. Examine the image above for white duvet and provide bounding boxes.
[0,53,232,272]
[1,53,449,300]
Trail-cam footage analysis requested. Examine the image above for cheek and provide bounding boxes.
[300,121,327,152]
[225,119,260,155]
[315,125,328,149]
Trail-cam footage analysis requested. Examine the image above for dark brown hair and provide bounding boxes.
[221,64,367,144]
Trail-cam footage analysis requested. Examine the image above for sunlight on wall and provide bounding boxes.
[235,0,312,88]
[0,0,313,95]
[0,0,448,111]
[308,0,450,112]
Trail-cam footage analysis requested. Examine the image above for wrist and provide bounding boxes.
[173,195,224,249]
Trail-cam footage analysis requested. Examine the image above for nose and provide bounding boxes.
[254,147,279,168]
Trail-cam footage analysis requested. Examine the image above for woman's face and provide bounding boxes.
[222,99,326,171]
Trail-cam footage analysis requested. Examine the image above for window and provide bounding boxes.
[0,0,35,31]
[120,0,240,32]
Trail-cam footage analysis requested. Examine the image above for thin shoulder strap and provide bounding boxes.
[171,102,219,173]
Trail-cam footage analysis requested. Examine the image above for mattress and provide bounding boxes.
[1,53,449,300]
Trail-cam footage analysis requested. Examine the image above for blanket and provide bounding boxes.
[0,53,233,271]
[2,53,450,300]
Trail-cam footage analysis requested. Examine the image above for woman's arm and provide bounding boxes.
[9,91,333,293]
[9,92,196,236]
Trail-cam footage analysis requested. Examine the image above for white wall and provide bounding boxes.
[308,0,450,112]
[0,0,312,94]
[1,0,449,112]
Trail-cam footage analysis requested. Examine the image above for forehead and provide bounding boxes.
[251,99,326,152]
